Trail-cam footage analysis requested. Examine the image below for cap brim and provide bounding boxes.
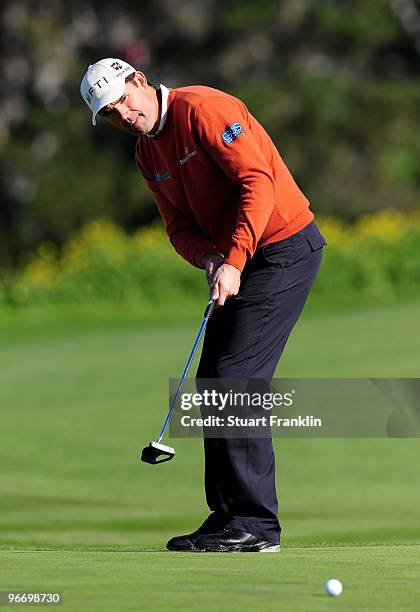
[91,80,127,126]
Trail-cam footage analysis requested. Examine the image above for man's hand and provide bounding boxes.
[202,254,224,288]
[202,254,241,306]
[211,263,241,306]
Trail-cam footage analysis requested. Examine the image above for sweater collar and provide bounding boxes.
[148,84,170,138]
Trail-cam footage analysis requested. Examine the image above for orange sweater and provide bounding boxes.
[135,86,313,271]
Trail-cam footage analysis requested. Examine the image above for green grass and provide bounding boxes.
[1,547,419,611]
[1,299,420,610]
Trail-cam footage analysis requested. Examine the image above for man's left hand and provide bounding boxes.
[211,263,241,306]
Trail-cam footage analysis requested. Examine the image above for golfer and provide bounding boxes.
[81,58,326,553]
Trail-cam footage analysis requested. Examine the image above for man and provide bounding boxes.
[80,58,326,553]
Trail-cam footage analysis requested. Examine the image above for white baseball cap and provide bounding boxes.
[80,58,136,125]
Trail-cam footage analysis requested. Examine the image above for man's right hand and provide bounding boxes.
[202,254,224,289]
[202,254,242,307]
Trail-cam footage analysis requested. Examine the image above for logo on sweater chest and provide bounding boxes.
[179,146,197,165]
[154,171,170,182]
[153,147,197,182]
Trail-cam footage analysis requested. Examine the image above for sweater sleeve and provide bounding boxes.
[193,96,277,271]
[135,157,220,269]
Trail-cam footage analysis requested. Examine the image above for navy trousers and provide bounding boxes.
[196,221,327,544]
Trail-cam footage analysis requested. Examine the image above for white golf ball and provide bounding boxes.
[324,578,343,596]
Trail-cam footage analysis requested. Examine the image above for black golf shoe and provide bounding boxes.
[166,528,204,551]
[166,527,224,551]
[166,513,228,551]
[196,528,280,553]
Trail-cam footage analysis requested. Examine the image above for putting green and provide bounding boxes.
[0,300,419,610]
[1,546,419,611]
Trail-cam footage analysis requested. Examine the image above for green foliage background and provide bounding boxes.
[1,0,419,271]
[2,210,420,309]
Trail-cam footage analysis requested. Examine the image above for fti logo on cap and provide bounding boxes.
[111,61,123,70]
[86,76,110,104]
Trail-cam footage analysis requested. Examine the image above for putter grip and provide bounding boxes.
[204,300,216,319]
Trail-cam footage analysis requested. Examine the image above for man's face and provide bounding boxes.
[99,72,158,136]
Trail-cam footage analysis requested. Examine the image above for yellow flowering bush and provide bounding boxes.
[355,210,410,242]
[1,209,420,308]
[316,209,420,300]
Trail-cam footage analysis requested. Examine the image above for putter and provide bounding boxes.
[141,298,216,465]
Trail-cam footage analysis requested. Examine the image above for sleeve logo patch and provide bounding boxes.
[221,122,243,144]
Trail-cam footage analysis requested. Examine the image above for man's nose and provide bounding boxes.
[115,103,130,122]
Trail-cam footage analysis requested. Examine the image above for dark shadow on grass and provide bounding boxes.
[0,516,197,533]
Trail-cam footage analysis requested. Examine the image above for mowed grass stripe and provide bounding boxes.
[1,546,419,611]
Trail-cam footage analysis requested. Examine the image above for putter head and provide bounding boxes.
[141,441,175,465]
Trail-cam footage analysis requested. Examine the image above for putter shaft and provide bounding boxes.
[157,299,215,442]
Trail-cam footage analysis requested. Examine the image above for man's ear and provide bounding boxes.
[134,71,147,88]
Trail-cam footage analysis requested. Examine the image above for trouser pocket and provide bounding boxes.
[261,236,294,267]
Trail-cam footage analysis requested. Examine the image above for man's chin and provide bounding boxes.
[124,124,144,136]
